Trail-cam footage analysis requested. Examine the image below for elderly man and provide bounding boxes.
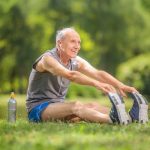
[26,27,148,124]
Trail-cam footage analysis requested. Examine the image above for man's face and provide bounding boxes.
[59,31,81,58]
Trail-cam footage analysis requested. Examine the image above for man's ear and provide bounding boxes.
[57,40,62,48]
[58,42,64,51]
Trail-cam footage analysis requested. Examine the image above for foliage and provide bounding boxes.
[0,0,150,96]
[117,53,150,96]
[0,2,37,93]
[80,0,150,73]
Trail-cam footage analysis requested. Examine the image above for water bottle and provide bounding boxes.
[8,92,17,123]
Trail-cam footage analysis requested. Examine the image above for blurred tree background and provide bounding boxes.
[0,0,150,97]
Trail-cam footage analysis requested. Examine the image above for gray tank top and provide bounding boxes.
[26,48,78,113]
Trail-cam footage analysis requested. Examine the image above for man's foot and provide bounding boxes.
[108,93,130,125]
[129,92,149,123]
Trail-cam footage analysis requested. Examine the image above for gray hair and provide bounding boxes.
[56,27,76,42]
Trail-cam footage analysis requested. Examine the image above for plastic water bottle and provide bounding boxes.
[8,92,17,123]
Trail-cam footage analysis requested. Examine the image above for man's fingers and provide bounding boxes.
[108,85,116,93]
[119,89,127,97]
[101,87,109,95]
[104,85,116,93]
[98,83,116,94]
[124,86,138,93]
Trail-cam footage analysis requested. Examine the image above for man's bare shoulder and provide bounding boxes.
[75,56,86,69]
[36,53,59,72]
[76,56,86,62]
[75,56,97,72]
[75,56,89,65]
[42,53,57,62]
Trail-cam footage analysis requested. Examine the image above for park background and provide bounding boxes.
[0,0,150,97]
[0,0,150,150]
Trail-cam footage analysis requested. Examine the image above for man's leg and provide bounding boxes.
[64,102,110,123]
[41,101,110,123]
[84,102,110,114]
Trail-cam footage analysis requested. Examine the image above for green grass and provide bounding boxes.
[0,95,150,150]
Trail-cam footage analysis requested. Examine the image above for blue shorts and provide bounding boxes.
[28,101,50,122]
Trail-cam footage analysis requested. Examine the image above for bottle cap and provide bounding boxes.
[10,92,15,99]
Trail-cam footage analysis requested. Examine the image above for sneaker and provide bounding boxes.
[108,92,130,125]
[129,92,149,123]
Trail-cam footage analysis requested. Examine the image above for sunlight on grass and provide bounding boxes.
[0,119,150,150]
[0,95,150,150]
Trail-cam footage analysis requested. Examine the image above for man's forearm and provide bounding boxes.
[67,71,116,94]
[98,71,124,88]
[67,71,99,88]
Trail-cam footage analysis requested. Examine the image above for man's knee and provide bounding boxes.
[72,101,84,115]
[85,102,99,109]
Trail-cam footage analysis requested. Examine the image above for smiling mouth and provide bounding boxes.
[71,50,78,53]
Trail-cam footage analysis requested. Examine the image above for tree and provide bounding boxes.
[117,53,150,97]
[0,4,36,93]
[78,0,150,74]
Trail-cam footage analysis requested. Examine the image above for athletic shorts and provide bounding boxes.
[28,101,50,122]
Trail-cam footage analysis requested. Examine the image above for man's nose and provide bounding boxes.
[75,43,80,49]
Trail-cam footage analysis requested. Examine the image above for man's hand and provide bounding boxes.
[95,82,117,94]
[117,84,138,97]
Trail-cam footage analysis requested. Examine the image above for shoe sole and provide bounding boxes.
[108,93,130,125]
[130,92,149,123]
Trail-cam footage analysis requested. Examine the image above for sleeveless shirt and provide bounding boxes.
[26,48,78,113]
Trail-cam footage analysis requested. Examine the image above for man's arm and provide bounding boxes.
[36,54,116,94]
[76,56,137,96]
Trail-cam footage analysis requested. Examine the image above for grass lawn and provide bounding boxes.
[0,95,150,150]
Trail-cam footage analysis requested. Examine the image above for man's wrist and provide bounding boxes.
[116,83,125,89]
[93,81,101,89]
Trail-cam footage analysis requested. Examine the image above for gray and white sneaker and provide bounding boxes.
[108,92,130,125]
[129,92,149,123]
